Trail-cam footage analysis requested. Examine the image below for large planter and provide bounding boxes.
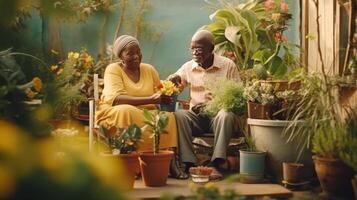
[247,118,313,182]
[239,150,266,183]
[313,155,354,198]
[139,150,173,187]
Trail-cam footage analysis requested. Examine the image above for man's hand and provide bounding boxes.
[167,74,182,86]
[191,103,206,115]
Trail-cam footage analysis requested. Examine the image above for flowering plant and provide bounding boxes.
[17,76,43,100]
[51,48,95,115]
[243,80,277,105]
[157,80,180,96]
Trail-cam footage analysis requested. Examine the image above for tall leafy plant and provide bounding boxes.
[205,0,300,79]
[143,109,169,154]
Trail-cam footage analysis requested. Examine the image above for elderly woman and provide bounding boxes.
[95,35,188,179]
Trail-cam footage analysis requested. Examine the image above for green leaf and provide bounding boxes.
[142,109,153,122]
[210,9,236,24]
[253,63,268,80]
[268,56,283,75]
[225,26,240,46]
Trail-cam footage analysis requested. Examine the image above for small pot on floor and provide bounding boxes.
[239,150,266,183]
[282,162,305,183]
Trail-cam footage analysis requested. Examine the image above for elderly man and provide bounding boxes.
[168,30,240,180]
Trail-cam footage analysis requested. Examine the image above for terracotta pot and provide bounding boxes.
[247,101,274,119]
[313,155,354,198]
[282,162,304,183]
[100,152,138,189]
[139,150,173,187]
[260,80,301,91]
[119,152,140,178]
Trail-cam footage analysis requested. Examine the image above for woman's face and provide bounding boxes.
[119,43,142,69]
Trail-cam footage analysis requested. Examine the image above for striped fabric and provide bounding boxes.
[174,54,241,108]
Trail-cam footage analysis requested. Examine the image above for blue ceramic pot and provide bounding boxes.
[239,150,266,183]
[160,95,177,112]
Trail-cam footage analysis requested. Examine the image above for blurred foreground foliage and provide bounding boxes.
[0,120,130,200]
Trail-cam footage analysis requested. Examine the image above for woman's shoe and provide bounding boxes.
[169,153,189,179]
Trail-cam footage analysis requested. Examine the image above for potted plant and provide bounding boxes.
[311,122,354,198]
[49,48,107,121]
[139,109,173,187]
[239,133,266,183]
[244,79,312,182]
[243,80,277,119]
[157,80,181,112]
[205,0,301,82]
[99,123,142,188]
[339,114,357,199]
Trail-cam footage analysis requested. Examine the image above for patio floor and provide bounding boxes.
[129,178,294,199]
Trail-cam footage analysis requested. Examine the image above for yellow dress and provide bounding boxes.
[95,63,177,151]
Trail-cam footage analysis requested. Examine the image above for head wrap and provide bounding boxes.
[112,35,140,58]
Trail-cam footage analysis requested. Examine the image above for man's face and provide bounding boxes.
[190,40,212,65]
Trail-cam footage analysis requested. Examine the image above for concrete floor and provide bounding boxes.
[129,177,294,199]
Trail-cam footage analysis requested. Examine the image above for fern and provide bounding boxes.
[204,78,247,117]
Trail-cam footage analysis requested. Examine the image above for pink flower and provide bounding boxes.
[280,1,289,13]
[274,32,283,42]
[265,0,274,11]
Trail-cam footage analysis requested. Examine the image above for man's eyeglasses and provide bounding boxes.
[189,47,204,54]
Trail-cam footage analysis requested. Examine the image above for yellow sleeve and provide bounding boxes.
[148,64,161,92]
[101,63,127,106]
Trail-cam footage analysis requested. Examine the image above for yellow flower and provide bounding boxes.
[160,80,180,96]
[75,71,81,77]
[57,68,63,75]
[26,88,37,99]
[83,55,93,69]
[271,13,282,22]
[51,65,58,71]
[32,77,42,92]
[68,52,79,60]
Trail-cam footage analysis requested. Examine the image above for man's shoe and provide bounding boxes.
[169,154,189,180]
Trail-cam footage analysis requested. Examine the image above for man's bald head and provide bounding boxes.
[190,29,215,67]
[191,30,215,47]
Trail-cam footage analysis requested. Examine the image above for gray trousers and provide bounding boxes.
[174,109,236,164]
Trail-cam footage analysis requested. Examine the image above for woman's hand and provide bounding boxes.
[150,93,161,104]
[150,93,173,104]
